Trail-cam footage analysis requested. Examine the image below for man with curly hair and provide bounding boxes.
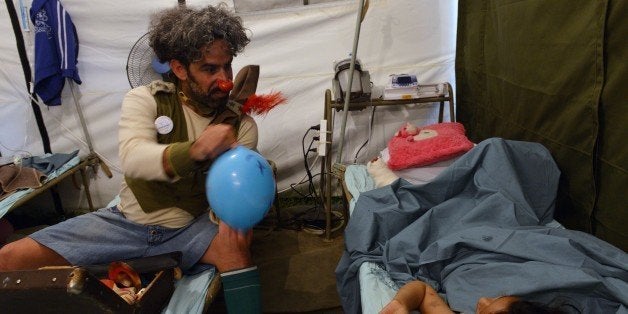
[0,4,262,312]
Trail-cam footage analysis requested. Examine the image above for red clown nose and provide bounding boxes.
[217,79,234,92]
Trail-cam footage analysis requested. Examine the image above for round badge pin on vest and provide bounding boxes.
[155,116,174,134]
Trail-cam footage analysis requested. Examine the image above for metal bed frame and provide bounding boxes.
[6,153,112,215]
[319,83,455,240]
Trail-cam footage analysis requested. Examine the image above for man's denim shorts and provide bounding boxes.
[29,206,218,272]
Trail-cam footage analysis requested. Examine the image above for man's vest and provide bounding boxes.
[125,84,243,218]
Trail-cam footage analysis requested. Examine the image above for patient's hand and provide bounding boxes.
[380,299,409,314]
[367,158,399,188]
[381,280,454,314]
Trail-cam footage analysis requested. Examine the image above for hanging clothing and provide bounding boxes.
[30,0,81,106]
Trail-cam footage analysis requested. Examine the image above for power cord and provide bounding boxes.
[280,125,327,230]
[0,141,33,161]
[353,103,376,163]
[301,127,321,211]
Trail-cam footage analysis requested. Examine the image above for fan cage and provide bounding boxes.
[126,33,165,88]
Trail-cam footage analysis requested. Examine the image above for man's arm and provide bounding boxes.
[162,124,236,178]
[203,222,261,313]
[162,114,257,178]
[119,87,171,180]
[236,115,258,150]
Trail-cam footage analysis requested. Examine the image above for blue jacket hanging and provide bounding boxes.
[30,0,81,106]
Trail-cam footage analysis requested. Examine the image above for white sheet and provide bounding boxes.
[381,147,460,185]
[358,261,398,314]
[163,267,217,314]
[0,0,458,211]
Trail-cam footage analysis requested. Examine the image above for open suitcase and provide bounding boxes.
[0,252,181,314]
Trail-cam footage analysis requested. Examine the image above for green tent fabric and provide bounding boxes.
[456,0,627,250]
[595,0,627,251]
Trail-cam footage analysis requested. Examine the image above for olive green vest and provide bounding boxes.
[125,86,242,218]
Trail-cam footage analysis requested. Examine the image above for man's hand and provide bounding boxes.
[189,124,237,161]
[203,221,253,272]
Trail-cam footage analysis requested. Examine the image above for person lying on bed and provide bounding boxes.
[0,4,261,313]
[380,279,570,314]
[336,138,627,314]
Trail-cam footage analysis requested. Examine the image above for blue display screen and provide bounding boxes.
[397,76,413,84]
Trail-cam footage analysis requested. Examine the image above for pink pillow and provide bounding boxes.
[387,122,474,170]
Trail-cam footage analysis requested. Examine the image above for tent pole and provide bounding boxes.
[67,79,113,179]
[67,79,94,154]
[335,0,367,164]
[325,0,368,240]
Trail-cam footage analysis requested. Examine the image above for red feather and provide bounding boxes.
[241,92,287,115]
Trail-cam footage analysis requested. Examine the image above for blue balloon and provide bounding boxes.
[206,146,276,230]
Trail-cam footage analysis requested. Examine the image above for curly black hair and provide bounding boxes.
[148,3,250,66]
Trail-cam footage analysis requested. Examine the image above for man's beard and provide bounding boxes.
[186,76,228,114]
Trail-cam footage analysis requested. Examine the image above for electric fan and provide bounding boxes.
[126,33,171,88]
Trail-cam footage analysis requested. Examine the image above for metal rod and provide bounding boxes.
[335,0,366,164]
[323,90,333,240]
[67,79,94,154]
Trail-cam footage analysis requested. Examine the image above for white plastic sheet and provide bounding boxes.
[0,0,457,210]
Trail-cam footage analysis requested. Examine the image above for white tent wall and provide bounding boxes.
[0,0,457,211]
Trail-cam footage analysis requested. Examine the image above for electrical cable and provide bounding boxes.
[277,154,319,194]
[299,126,320,200]
[353,104,376,163]
[0,141,33,160]
[280,126,326,229]
[303,135,321,209]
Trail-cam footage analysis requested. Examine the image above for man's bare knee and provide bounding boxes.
[0,241,20,271]
[0,237,69,271]
[0,245,10,271]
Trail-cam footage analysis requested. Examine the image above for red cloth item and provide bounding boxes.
[387,122,474,170]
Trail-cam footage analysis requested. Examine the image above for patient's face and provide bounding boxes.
[476,296,519,314]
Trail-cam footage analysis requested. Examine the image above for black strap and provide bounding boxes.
[6,0,65,218]
[5,0,52,154]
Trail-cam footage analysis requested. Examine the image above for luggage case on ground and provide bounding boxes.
[0,252,181,314]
